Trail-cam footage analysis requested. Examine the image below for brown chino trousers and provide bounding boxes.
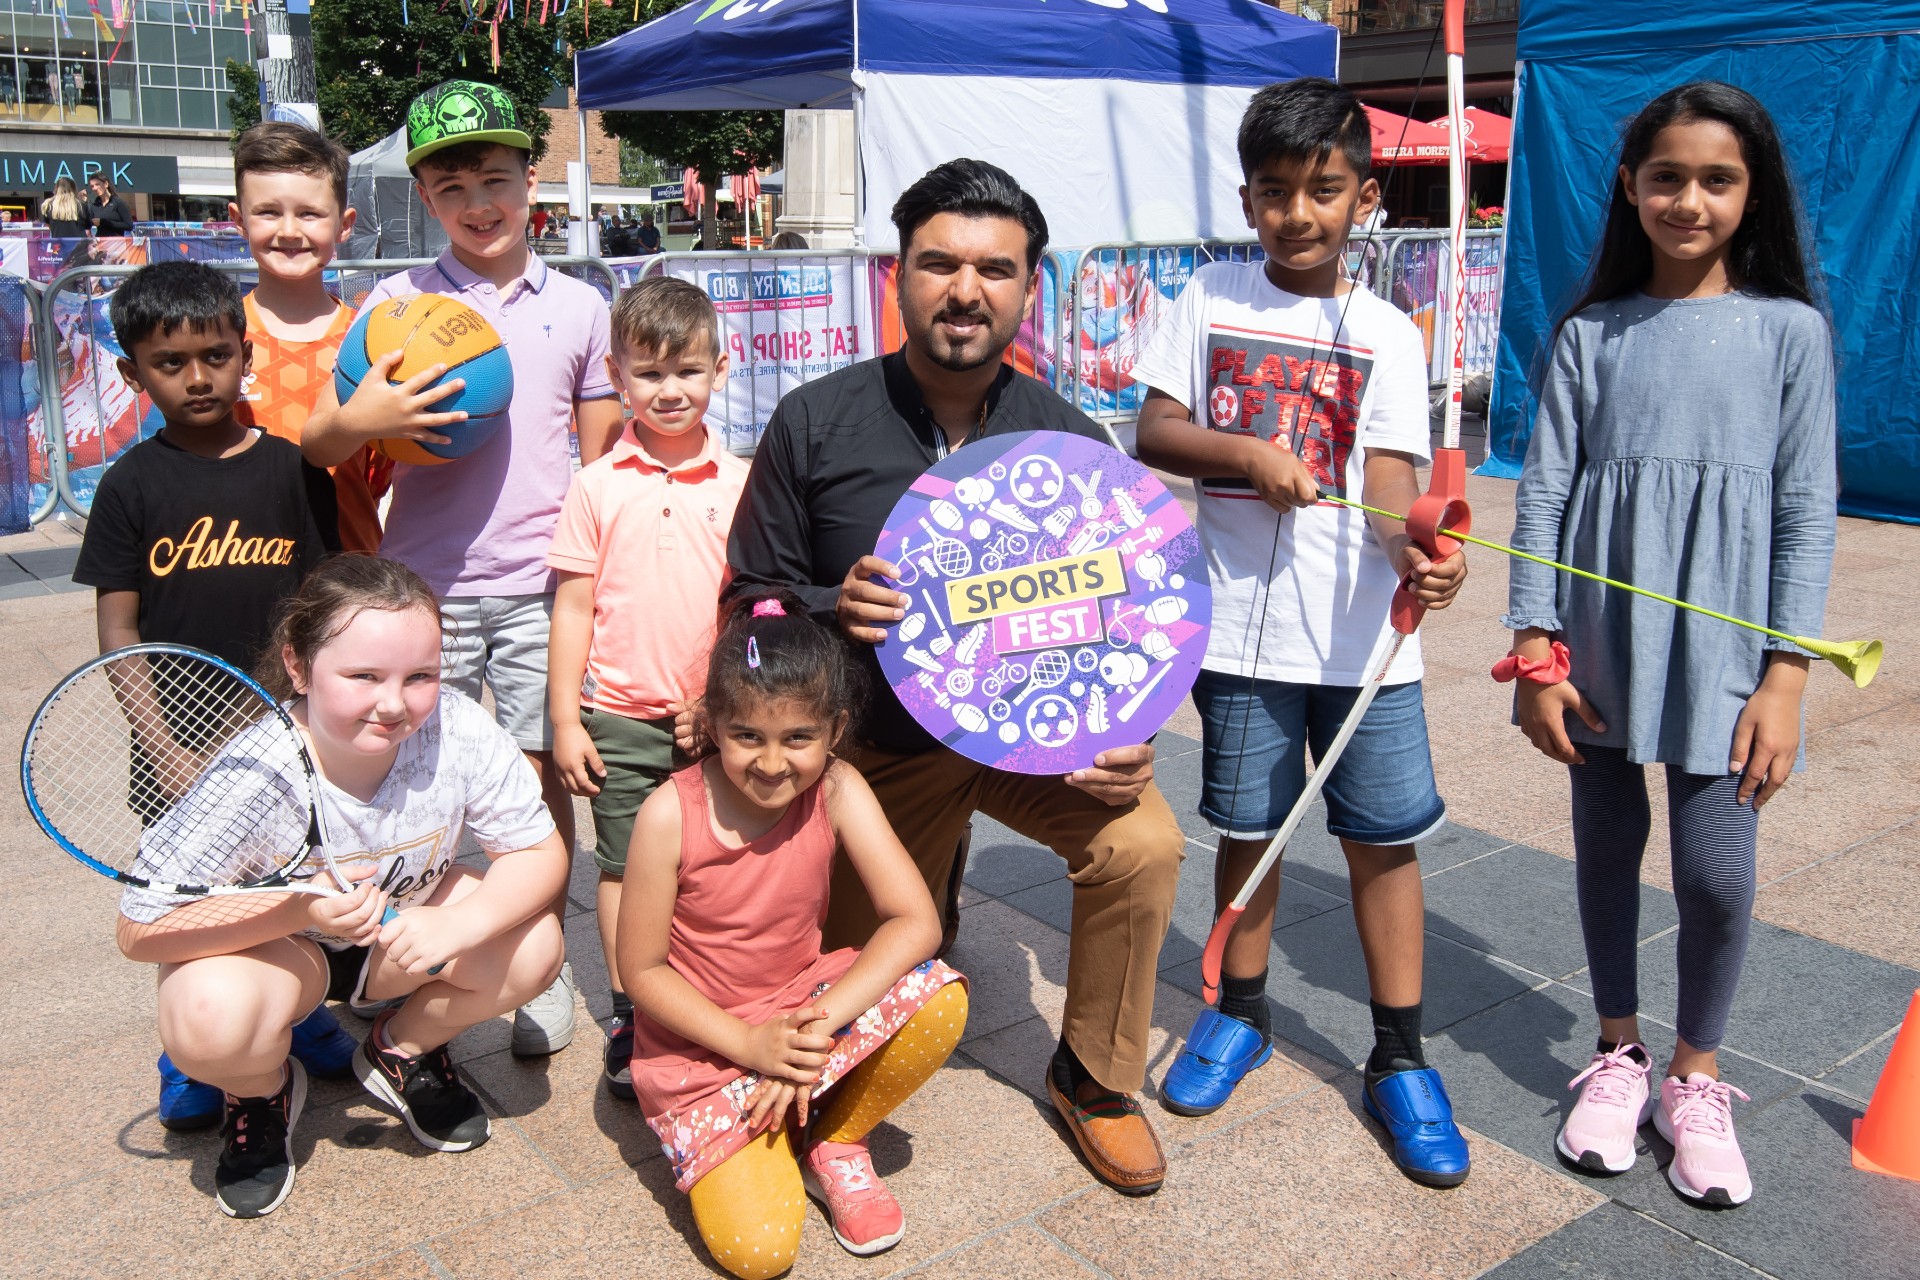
[825,743,1185,1094]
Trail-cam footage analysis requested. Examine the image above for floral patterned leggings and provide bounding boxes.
[688,981,969,1280]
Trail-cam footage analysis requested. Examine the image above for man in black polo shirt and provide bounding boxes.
[728,159,1182,1197]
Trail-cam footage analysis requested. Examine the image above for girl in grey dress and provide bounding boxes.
[1504,83,1835,1209]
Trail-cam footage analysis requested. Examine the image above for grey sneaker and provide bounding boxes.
[512,961,576,1056]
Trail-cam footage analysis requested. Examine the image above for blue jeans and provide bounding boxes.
[1191,670,1446,845]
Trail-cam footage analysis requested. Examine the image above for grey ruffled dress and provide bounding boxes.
[1503,291,1837,777]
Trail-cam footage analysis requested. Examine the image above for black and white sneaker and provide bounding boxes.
[354,1011,490,1152]
[215,1059,306,1219]
[604,1012,635,1100]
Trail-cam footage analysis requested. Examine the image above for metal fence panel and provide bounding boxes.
[1063,241,1265,427]
[640,249,880,456]
[32,256,617,518]
[1379,229,1505,384]
[14,232,1506,518]
[0,275,42,534]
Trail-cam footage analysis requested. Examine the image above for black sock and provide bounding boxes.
[610,992,633,1022]
[1218,970,1272,1041]
[1366,1000,1426,1074]
[1597,1037,1650,1066]
[1051,1036,1094,1093]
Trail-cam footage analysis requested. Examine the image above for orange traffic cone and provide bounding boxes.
[1853,989,1920,1181]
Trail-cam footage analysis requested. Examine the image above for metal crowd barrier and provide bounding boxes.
[609,248,885,456]
[1062,240,1266,437]
[28,256,619,522]
[1375,228,1506,384]
[8,232,1504,529]
[1,274,49,533]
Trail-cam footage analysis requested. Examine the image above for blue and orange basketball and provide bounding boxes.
[333,292,514,465]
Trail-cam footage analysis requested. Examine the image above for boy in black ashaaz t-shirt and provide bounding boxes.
[71,258,353,1136]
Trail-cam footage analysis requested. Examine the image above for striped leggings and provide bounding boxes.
[1569,746,1757,1052]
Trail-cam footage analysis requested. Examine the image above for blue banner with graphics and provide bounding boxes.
[1492,0,1920,522]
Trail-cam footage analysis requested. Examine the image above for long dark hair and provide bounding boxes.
[1559,82,1816,330]
[698,590,863,748]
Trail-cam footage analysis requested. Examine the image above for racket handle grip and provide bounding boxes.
[378,905,444,975]
[1199,904,1247,1007]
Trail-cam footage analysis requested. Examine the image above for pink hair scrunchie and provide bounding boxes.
[752,599,787,618]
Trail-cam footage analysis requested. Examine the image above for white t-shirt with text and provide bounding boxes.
[1131,262,1431,685]
[121,690,555,947]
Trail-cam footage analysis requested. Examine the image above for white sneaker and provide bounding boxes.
[512,962,576,1057]
[1654,1072,1753,1207]
[1556,1043,1653,1174]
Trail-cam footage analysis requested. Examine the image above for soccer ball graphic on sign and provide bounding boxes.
[1209,385,1239,429]
[1010,454,1066,508]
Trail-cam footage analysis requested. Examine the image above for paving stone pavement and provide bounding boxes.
[1,476,1915,1279]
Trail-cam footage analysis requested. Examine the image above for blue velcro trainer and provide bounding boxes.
[289,1004,359,1079]
[1162,1008,1274,1116]
[157,1051,220,1132]
[1363,1066,1471,1187]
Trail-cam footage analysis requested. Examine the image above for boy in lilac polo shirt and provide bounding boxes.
[303,80,625,1057]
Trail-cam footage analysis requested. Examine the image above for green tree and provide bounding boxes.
[312,0,565,156]
[225,59,261,143]
[563,0,783,246]
[619,141,664,190]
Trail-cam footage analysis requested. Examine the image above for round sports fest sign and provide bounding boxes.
[874,431,1211,774]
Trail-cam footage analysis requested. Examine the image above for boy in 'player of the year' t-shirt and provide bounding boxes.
[1133,78,1473,1190]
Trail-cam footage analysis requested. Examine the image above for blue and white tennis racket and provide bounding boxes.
[20,644,410,937]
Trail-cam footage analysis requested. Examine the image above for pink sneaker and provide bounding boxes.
[1653,1073,1753,1206]
[1557,1044,1654,1174]
[801,1137,905,1256]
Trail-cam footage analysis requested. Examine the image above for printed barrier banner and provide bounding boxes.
[0,276,31,534]
[874,431,1209,774]
[29,283,160,512]
[658,254,867,455]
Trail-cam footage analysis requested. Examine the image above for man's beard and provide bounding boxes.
[918,307,1017,373]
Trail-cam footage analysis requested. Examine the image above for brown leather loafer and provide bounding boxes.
[1047,1071,1167,1195]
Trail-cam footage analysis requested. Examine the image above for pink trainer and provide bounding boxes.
[1653,1072,1753,1206]
[801,1137,905,1256]
[1557,1043,1653,1174]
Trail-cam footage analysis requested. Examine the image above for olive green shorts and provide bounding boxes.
[582,707,684,875]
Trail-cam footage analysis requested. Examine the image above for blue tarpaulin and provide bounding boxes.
[1488,1,1920,523]
[576,0,1337,110]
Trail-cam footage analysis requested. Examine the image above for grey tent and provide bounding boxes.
[345,127,449,261]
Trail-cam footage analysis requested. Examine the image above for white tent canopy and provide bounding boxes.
[575,0,1337,249]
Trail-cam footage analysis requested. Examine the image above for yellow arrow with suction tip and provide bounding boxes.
[1321,496,1884,689]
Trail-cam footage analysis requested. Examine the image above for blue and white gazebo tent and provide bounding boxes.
[1490,0,1920,523]
[575,0,1336,250]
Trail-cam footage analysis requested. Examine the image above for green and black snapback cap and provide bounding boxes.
[405,80,533,168]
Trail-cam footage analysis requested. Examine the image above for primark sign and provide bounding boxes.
[0,152,180,191]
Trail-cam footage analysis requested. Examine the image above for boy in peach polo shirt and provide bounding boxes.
[547,276,744,1100]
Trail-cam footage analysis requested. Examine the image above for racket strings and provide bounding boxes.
[29,655,313,889]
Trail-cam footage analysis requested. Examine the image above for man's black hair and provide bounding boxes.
[891,158,1049,273]
[1237,77,1372,182]
[109,260,247,352]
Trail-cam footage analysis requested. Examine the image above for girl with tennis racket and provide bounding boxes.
[1506,84,1835,1207]
[113,557,569,1218]
[620,593,965,1277]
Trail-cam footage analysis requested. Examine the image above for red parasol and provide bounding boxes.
[1363,105,1452,165]
[682,167,706,215]
[1425,105,1510,163]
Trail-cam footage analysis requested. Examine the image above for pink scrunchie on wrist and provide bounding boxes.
[1491,640,1571,686]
